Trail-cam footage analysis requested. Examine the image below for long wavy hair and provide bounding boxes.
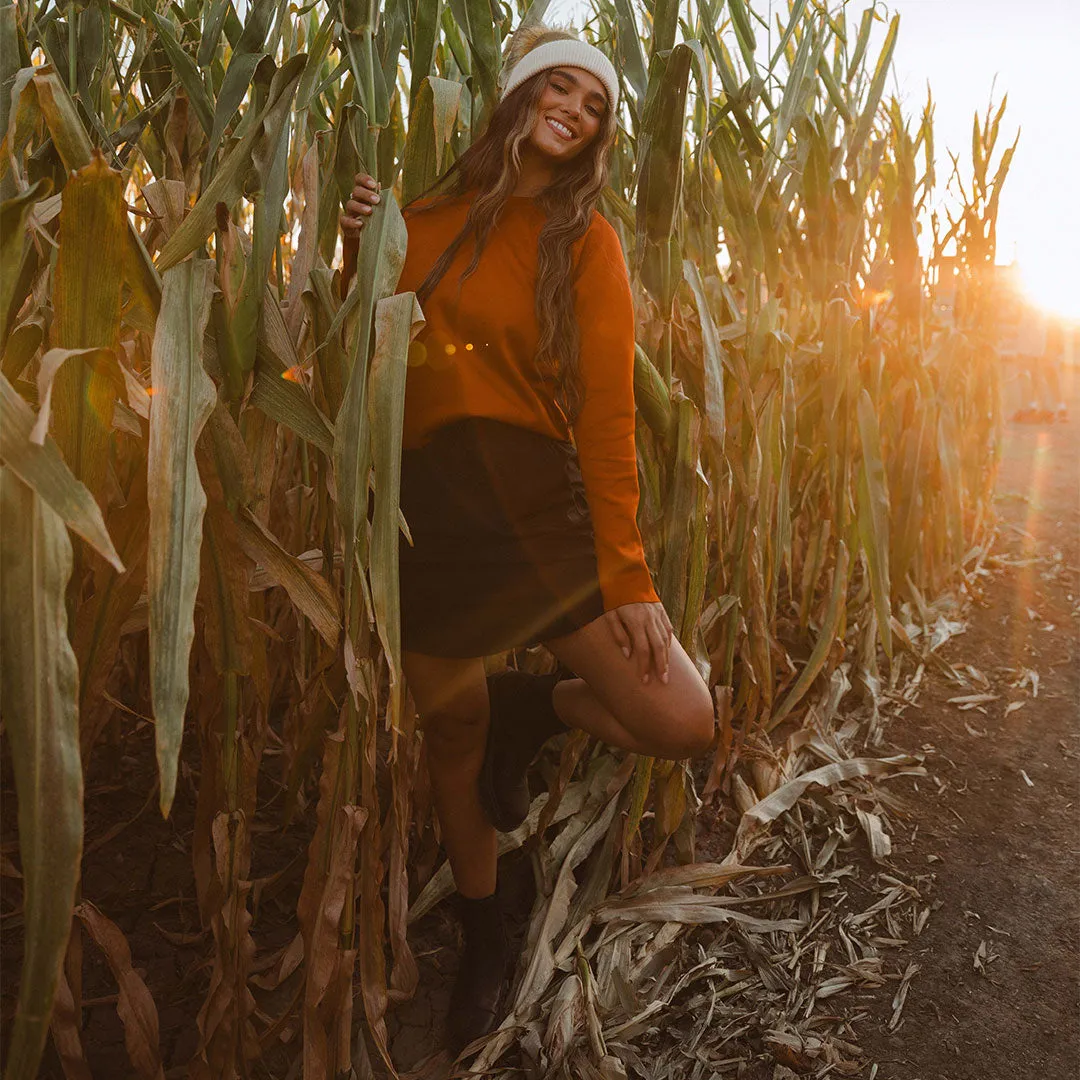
[406,29,618,425]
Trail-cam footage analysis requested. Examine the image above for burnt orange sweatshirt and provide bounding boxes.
[396,191,659,611]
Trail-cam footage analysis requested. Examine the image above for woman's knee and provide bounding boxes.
[420,697,489,761]
[627,684,715,760]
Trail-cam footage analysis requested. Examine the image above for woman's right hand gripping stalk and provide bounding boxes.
[339,171,381,299]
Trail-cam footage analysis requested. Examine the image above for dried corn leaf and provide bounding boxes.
[76,902,164,1080]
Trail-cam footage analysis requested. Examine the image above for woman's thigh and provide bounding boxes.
[541,615,715,757]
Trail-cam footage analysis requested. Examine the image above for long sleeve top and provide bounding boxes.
[396,190,659,610]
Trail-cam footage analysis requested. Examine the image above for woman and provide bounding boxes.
[340,25,715,1055]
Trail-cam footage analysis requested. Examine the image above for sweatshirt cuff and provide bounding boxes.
[600,562,661,611]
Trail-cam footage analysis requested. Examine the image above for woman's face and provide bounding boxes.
[527,67,609,164]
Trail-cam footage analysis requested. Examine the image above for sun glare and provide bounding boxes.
[1017,257,1080,324]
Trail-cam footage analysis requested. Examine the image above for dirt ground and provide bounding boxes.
[849,366,1080,1079]
[3,366,1077,1079]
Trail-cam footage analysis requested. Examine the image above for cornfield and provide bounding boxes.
[0,0,1012,1076]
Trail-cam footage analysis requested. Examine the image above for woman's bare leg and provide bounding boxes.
[402,650,496,898]
[543,616,715,761]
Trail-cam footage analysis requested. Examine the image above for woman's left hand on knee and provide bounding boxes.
[604,602,674,685]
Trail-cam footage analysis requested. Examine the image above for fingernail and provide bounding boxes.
[622,647,631,659]
[362,205,372,213]
[642,673,650,684]
[662,671,669,684]
[371,194,380,203]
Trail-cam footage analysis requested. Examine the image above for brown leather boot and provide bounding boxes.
[478,668,570,832]
[445,889,510,1056]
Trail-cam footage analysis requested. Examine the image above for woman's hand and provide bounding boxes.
[340,172,381,238]
[604,602,674,685]
[339,172,380,299]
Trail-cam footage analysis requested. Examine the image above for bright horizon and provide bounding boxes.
[548,0,1080,322]
[871,0,1079,322]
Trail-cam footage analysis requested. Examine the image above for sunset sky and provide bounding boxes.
[872,0,1079,320]
[548,0,1080,320]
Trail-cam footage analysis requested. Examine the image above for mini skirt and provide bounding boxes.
[398,417,606,657]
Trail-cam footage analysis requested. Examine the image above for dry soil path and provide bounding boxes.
[856,369,1079,1079]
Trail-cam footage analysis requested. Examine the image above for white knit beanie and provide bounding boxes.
[499,38,619,109]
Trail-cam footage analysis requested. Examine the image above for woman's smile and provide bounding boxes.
[545,115,577,141]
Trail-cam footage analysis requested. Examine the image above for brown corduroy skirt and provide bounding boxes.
[398,417,606,658]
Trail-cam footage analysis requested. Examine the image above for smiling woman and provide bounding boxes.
[338,21,713,1057]
[530,67,609,159]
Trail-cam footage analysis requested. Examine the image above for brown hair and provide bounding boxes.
[407,29,617,425]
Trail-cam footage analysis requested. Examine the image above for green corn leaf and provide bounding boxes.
[401,75,461,203]
[197,0,234,67]
[333,190,407,577]
[848,5,876,77]
[613,0,648,102]
[138,2,216,136]
[0,467,83,1080]
[295,10,337,109]
[636,44,692,293]
[440,3,471,79]
[633,343,672,437]
[147,259,217,818]
[408,0,443,100]
[683,260,726,450]
[367,292,424,734]
[0,374,123,571]
[772,17,820,160]
[251,289,336,457]
[456,0,500,109]
[845,13,897,169]
[520,0,553,29]
[710,119,765,272]
[650,0,680,60]
[767,0,807,73]
[340,0,390,138]
[817,49,852,124]
[728,0,757,71]
[214,55,294,403]
[682,469,711,653]
[658,397,702,634]
[302,266,350,416]
[156,53,306,273]
[378,0,408,98]
[202,0,277,176]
